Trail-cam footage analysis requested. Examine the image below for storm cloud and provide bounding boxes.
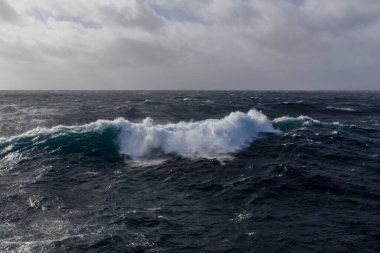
[0,0,379,89]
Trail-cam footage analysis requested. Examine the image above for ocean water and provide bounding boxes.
[0,91,379,252]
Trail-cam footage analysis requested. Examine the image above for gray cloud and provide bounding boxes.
[0,0,379,90]
[99,2,164,31]
[0,0,19,23]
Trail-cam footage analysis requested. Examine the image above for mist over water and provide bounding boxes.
[0,91,380,252]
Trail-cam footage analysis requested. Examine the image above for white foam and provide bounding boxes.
[272,115,321,128]
[326,106,356,112]
[0,152,25,173]
[0,110,278,161]
[230,210,252,223]
[118,109,278,159]
[3,117,129,140]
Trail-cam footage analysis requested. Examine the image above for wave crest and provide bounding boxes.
[272,115,320,131]
[0,110,279,161]
[119,109,278,159]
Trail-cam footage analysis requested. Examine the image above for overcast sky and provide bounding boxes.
[0,0,379,90]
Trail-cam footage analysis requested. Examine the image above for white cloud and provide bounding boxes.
[0,0,379,89]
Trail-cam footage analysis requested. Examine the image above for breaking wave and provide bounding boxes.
[0,110,281,160]
[272,115,321,131]
[118,109,278,159]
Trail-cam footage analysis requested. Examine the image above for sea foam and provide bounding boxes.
[272,115,321,131]
[326,106,356,112]
[118,109,278,159]
[0,110,279,160]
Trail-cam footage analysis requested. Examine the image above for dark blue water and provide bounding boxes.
[0,91,379,252]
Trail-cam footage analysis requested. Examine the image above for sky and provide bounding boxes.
[0,0,379,90]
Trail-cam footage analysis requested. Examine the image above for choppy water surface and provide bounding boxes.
[0,91,379,252]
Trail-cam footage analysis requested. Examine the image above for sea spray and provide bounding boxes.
[1,110,279,160]
[118,109,278,159]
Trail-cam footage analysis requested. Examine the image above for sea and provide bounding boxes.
[0,91,379,252]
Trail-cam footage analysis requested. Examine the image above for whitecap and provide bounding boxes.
[1,110,279,161]
[118,109,278,160]
[326,106,356,112]
[230,210,252,223]
[272,115,320,131]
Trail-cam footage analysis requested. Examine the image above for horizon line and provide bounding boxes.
[0,89,379,92]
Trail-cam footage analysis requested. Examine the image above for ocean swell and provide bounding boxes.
[0,110,279,160]
[118,109,278,159]
[272,115,321,131]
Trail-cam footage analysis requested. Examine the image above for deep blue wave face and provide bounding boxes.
[0,91,380,252]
